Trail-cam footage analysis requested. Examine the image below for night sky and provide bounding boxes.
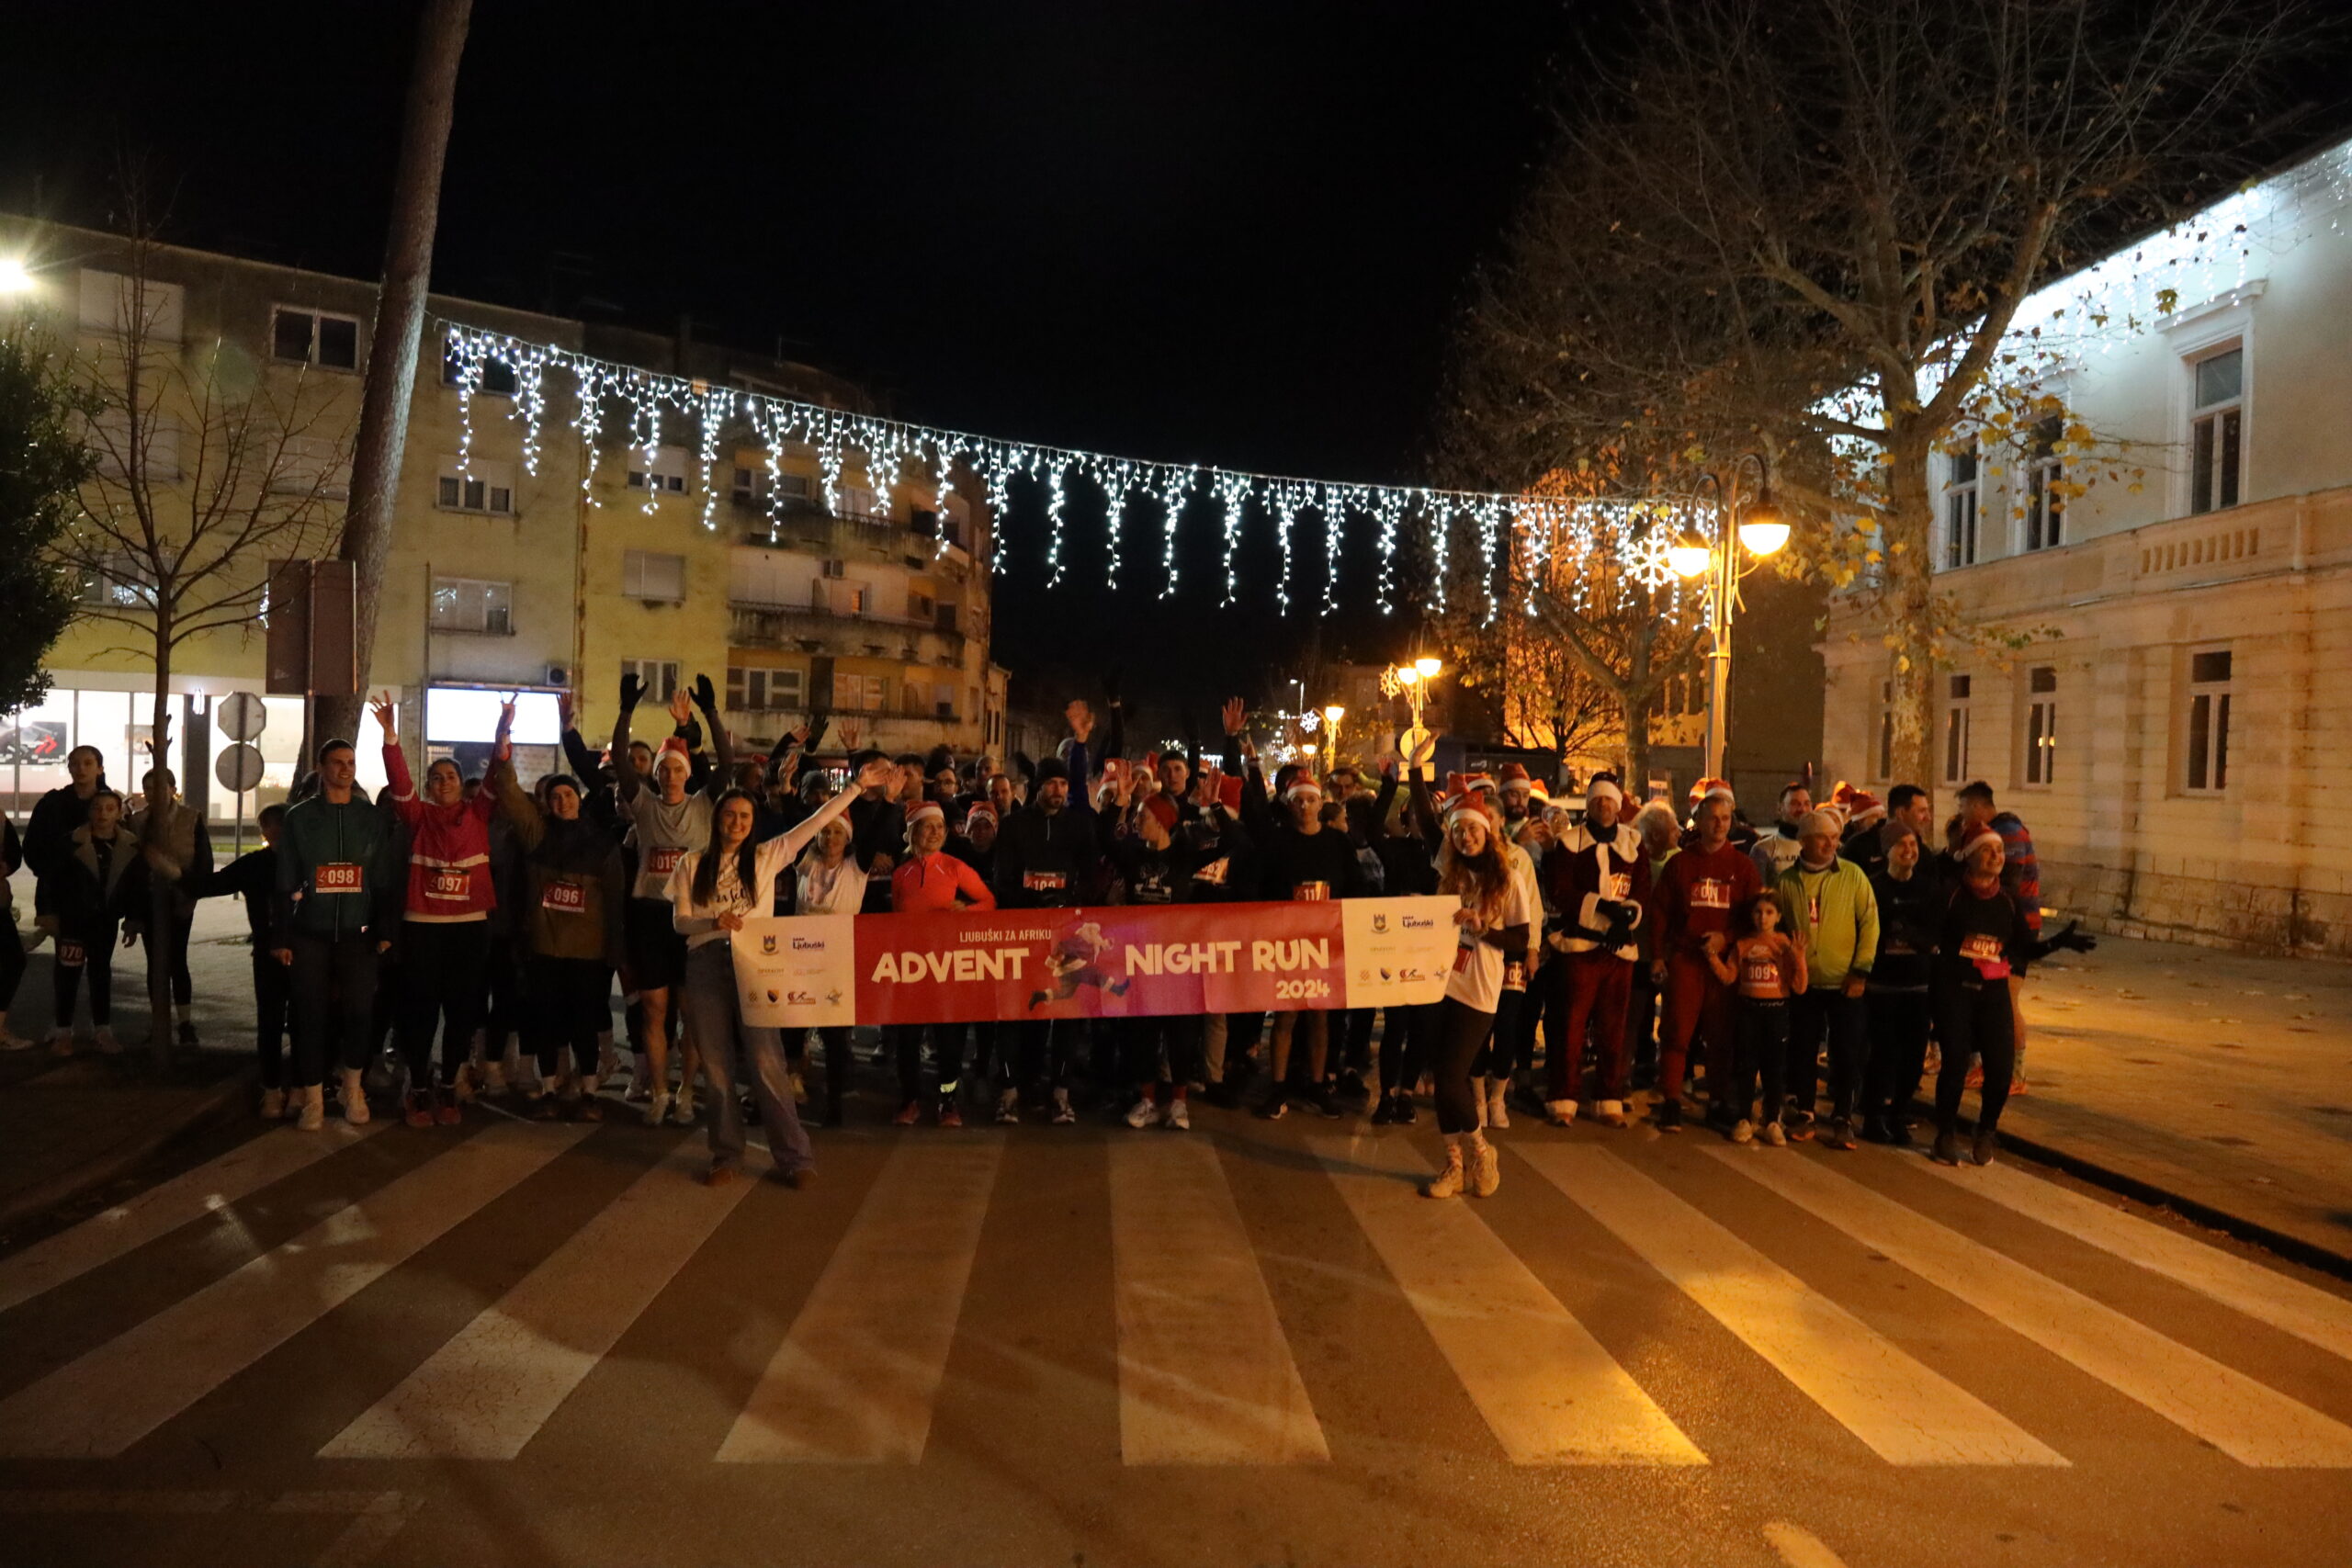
[0,2,1587,716]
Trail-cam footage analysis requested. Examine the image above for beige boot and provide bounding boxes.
[1422,1141,1466,1200]
[298,1083,326,1131]
[340,1066,371,1125]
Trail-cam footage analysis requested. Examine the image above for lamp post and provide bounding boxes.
[1379,655,1443,778]
[1322,704,1345,771]
[1671,454,1791,782]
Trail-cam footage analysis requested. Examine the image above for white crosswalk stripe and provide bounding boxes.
[717,1139,1001,1462]
[10,1114,2352,1476]
[0,1122,592,1459]
[1919,1153,2352,1366]
[1110,1137,1327,1463]
[1312,1135,1707,1466]
[1519,1145,2065,1466]
[318,1135,756,1460]
[0,1122,387,1314]
[1712,1146,2352,1468]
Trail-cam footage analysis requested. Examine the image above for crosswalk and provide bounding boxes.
[3,1114,2350,1475]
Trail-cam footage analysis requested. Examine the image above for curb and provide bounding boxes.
[1927,1100,2352,1285]
[0,1063,258,1236]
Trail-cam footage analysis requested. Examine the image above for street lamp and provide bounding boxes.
[1321,704,1344,769]
[0,258,32,296]
[1380,657,1442,779]
[1676,453,1793,781]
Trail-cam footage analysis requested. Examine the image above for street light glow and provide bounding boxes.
[1323,704,1344,725]
[1394,666,1420,685]
[0,257,33,295]
[1668,536,1713,579]
[1738,504,1791,557]
[1413,656,1442,678]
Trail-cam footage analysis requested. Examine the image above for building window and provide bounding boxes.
[840,484,880,520]
[2188,346,2243,515]
[622,549,686,603]
[435,457,515,515]
[726,666,805,712]
[1942,445,1979,569]
[430,577,512,636]
[2185,648,2233,793]
[441,346,517,396]
[833,672,887,713]
[78,557,157,610]
[910,591,933,621]
[77,269,184,343]
[732,467,813,506]
[622,660,679,706]
[2023,665,2057,786]
[271,307,361,370]
[626,465,688,493]
[1941,673,1972,785]
[2024,417,2064,551]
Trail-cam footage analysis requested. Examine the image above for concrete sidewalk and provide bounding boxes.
[2005,931,2352,1269]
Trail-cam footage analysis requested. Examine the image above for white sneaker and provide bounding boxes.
[1485,1089,1510,1130]
[1544,1098,1578,1126]
[1759,1120,1788,1147]
[341,1068,371,1125]
[1469,1136,1501,1198]
[0,1030,32,1053]
[298,1084,325,1131]
[672,1085,697,1124]
[1051,1088,1077,1125]
[994,1089,1020,1124]
[1422,1148,1466,1200]
[259,1088,286,1120]
[1731,1118,1755,1145]
[1124,1096,1158,1129]
[644,1090,673,1127]
[95,1026,123,1055]
[1163,1098,1191,1131]
[1598,1098,1628,1129]
[626,1054,651,1101]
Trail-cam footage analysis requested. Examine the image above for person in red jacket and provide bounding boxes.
[888,803,997,1126]
[1646,788,1760,1132]
[374,692,501,1128]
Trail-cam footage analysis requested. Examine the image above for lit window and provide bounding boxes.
[2023,666,2057,786]
[1941,673,1972,785]
[430,578,513,636]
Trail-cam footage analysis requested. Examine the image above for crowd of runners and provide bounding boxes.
[0,674,2091,1191]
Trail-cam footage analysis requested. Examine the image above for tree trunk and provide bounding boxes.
[1883,430,1939,792]
[321,0,471,746]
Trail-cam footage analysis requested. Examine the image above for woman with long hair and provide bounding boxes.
[672,762,888,1186]
[1424,803,1532,1200]
[128,766,211,1052]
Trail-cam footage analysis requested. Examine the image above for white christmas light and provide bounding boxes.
[1150,463,1197,598]
[1215,469,1251,607]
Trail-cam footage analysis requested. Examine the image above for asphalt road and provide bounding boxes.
[2,1094,2349,1568]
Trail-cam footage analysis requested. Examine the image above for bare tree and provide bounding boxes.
[58,231,352,758]
[1451,0,2314,784]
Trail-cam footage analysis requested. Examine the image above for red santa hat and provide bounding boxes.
[1140,794,1180,830]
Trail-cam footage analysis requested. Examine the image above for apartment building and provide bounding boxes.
[0,218,1006,816]
[1818,135,2352,956]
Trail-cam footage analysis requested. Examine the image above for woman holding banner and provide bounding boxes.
[671,762,888,1188]
[888,801,997,1128]
[1424,802,1532,1201]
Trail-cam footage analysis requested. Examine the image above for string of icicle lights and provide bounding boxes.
[438,320,1693,626]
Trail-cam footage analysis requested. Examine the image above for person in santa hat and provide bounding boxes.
[1542,775,1651,1127]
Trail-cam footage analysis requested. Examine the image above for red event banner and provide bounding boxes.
[731,897,1459,1029]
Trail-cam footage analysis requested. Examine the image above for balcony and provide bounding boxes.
[729,597,967,651]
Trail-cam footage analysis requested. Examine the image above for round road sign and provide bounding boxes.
[218,692,268,742]
[214,741,266,795]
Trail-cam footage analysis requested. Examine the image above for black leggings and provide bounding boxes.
[1432,996,1500,1135]
[290,931,379,1088]
[1376,1001,1439,1095]
[0,919,24,1014]
[528,954,612,1081]
[1935,978,2017,1135]
[1730,996,1790,1125]
[893,1021,968,1104]
[1122,1014,1203,1091]
[52,920,119,1029]
[253,950,290,1089]
[396,920,491,1089]
[149,899,194,1007]
[1864,989,1931,1122]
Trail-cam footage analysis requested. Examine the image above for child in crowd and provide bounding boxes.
[1707,891,1807,1145]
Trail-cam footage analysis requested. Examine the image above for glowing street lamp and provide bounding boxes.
[1686,453,1796,779]
[0,257,33,297]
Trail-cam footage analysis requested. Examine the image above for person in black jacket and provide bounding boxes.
[1364,761,1443,1124]
[1859,824,1942,1145]
[46,787,149,1055]
[0,816,30,1051]
[989,702,1096,1122]
[187,805,293,1113]
[26,744,108,933]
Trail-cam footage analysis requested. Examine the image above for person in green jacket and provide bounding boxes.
[273,738,401,1131]
[1772,808,1879,1149]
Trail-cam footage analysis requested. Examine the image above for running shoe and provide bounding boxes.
[95,1026,123,1055]
[176,1021,199,1049]
[1421,1149,1465,1200]
[1963,1063,1985,1089]
[1860,1115,1895,1145]
[1371,1094,1399,1126]
[1929,1129,1964,1167]
[1469,1138,1501,1198]
[938,1102,964,1129]
[1124,1096,1159,1129]
[1822,1118,1858,1151]
[672,1087,697,1125]
[259,1087,287,1120]
[1484,1089,1510,1130]
[530,1091,561,1122]
[894,1100,923,1127]
[1254,1093,1289,1122]
[1972,1128,2000,1167]
[1887,1117,1917,1147]
[1655,1099,1684,1134]
[1730,1117,1754,1145]
[570,1091,602,1122]
[1597,1099,1629,1129]
[1544,1099,1578,1128]
[1338,1069,1369,1103]
[2008,1074,2030,1096]
[1313,1084,1344,1120]
[704,1161,736,1188]
[644,1090,673,1127]
[403,1090,434,1130]
[1163,1098,1191,1131]
[1759,1120,1787,1147]
[1051,1089,1077,1125]
[1392,1096,1417,1125]
[995,1089,1021,1124]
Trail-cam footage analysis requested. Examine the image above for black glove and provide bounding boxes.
[693,672,718,716]
[619,671,643,712]
[805,714,830,753]
[1596,899,1639,948]
[2022,919,2097,962]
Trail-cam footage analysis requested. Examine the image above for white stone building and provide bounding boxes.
[1820,135,2352,956]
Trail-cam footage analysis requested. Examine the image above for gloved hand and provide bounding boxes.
[694,672,718,716]
[805,714,830,753]
[619,671,643,713]
[1596,899,1640,948]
